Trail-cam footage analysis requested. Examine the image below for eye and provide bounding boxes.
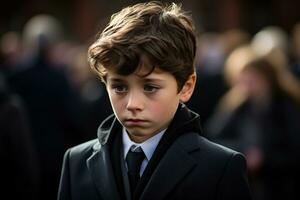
[144,84,160,93]
[111,84,128,94]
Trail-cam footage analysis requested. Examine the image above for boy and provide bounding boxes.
[57,2,252,200]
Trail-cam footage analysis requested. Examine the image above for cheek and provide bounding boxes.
[149,97,179,120]
[108,94,125,114]
[150,103,165,117]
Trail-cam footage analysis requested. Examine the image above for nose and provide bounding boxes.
[126,90,144,112]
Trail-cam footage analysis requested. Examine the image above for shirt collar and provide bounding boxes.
[122,127,165,161]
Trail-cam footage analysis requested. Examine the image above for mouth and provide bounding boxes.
[123,119,148,126]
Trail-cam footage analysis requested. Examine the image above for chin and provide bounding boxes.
[127,129,147,136]
[127,128,153,137]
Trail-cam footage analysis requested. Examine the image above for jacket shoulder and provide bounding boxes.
[179,133,246,168]
[198,134,242,157]
[180,132,242,157]
[198,134,247,161]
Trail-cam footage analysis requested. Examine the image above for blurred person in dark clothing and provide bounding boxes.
[0,72,40,199]
[5,14,84,200]
[187,33,226,127]
[206,49,300,200]
[64,45,113,141]
[188,29,250,127]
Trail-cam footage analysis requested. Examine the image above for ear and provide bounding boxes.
[179,72,197,103]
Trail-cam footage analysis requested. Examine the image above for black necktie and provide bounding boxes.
[126,146,145,196]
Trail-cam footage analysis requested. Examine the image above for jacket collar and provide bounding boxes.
[96,114,119,145]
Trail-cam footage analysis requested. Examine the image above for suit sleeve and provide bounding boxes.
[217,153,252,200]
[57,149,72,200]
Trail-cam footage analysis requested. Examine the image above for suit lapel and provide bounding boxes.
[140,133,199,200]
[87,145,121,200]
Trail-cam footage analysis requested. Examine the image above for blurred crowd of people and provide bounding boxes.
[190,26,300,200]
[1,14,300,200]
[0,15,112,200]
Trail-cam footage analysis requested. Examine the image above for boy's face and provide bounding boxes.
[105,66,196,143]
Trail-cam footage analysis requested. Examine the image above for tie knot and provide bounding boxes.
[126,146,145,174]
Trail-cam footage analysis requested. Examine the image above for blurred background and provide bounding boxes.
[2,0,300,41]
[1,0,300,200]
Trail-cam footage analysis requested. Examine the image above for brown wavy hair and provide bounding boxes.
[88,1,196,91]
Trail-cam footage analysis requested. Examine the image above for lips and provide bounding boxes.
[124,119,147,126]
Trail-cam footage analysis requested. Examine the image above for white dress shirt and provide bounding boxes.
[122,128,165,176]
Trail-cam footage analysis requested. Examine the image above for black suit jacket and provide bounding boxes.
[58,104,251,200]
